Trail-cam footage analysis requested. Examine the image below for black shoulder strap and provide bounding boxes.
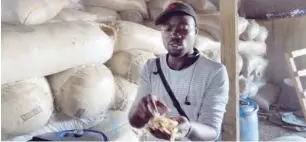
[155,58,189,120]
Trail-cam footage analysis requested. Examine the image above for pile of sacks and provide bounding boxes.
[1,0,277,141]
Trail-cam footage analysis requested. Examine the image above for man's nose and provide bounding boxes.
[171,30,182,39]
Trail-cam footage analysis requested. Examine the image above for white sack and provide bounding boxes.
[240,53,268,81]
[1,77,53,137]
[147,0,171,20]
[198,13,249,41]
[81,0,148,19]
[182,0,217,13]
[91,111,139,141]
[278,78,301,110]
[110,76,138,111]
[238,41,267,56]
[4,112,106,141]
[143,20,162,31]
[106,49,156,84]
[47,64,115,118]
[254,26,269,42]
[83,7,120,22]
[240,19,260,41]
[239,75,258,98]
[119,10,144,24]
[253,83,281,112]
[108,21,167,55]
[200,49,220,62]
[50,7,119,23]
[1,21,114,84]
[1,0,68,25]
[49,8,98,22]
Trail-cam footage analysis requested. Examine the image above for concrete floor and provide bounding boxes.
[259,120,306,141]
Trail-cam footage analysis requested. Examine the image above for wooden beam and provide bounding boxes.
[220,0,239,141]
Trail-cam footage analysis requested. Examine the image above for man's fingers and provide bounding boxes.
[155,101,169,112]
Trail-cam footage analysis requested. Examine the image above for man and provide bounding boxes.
[128,2,229,141]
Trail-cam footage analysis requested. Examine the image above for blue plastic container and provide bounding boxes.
[239,98,259,141]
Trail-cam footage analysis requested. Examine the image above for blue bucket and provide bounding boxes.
[239,98,259,141]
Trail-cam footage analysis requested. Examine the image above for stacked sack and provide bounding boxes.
[1,0,278,141]
[1,0,118,140]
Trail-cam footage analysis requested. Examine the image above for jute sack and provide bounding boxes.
[106,49,156,84]
[1,77,53,137]
[109,76,138,111]
[2,0,68,25]
[182,0,217,14]
[107,21,167,55]
[47,64,115,118]
[81,0,149,19]
[1,21,114,84]
[50,8,119,23]
[119,10,144,24]
[198,13,249,41]
[240,19,261,41]
[253,83,280,112]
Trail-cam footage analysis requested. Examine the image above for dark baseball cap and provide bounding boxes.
[155,2,197,25]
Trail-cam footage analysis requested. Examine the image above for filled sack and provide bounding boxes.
[2,77,53,138]
[253,83,281,112]
[119,10,144,24]
[240,53,268,80]
[106,49,156,84]
[47,64,115,118]
[107,21,167,55]
[240,19,261,41]
[1,21,114,84]
[91,111,139,141]
[50,7,119,22]
[1,0,68,25]
[238,41,267,56]
[147,0,172,20]
[81,0,148,19]
[254,26,269,42]
[182,0,217,14]
[109,76,138,111]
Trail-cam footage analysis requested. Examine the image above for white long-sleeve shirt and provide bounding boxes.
[129,54,229,141]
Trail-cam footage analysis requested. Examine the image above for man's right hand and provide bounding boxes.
[129,95,169,128]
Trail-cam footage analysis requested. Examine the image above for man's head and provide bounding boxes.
[155,2,198,57]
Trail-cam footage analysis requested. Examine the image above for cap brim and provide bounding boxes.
[155,9,194,25]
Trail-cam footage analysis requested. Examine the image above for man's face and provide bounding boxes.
[161,14,197,57]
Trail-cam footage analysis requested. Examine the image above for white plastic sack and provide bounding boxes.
[49,8,98,22]
[238,41,267,56]
[106,49,156,84]
[1,0,68,25]
[108,21,167,55]
[240,53,268,80]
[240,19,260,41]
[253,83,281,112]
[83,7,120,22]
[91,111,139,141]
[182,0,217,14]
[1,21,114,84]
[81,0,148,19]
[47,64,115,118]
[4,112,107,141]
[1,77,53,138]
[198,13,249,41]
[254,26,269,42]
[147,0,173,20]
[110,76,138,111]
[119,10,144,24]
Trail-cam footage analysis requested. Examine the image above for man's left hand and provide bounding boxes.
[170,116,192,141]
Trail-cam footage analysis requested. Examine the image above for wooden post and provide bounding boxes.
[220,0,239,141]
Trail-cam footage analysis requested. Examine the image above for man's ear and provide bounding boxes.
[195,26,199,35]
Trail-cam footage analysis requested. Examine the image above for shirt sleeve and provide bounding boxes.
[128,60,152,115]
[196,64,229,138]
